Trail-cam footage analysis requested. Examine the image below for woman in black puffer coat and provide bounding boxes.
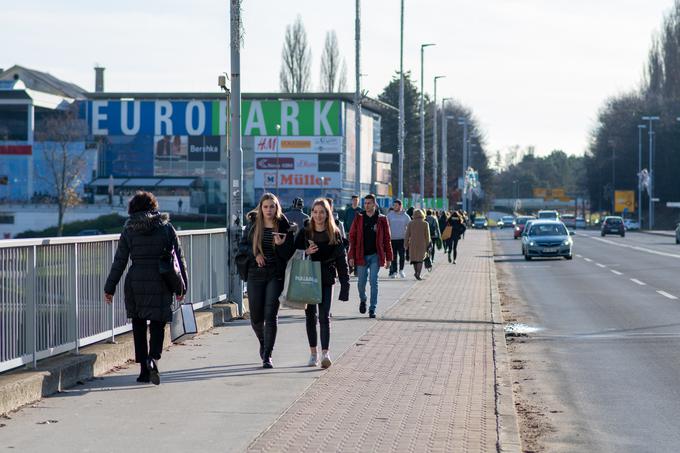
[104,191,187,385]
[239,193,295,368]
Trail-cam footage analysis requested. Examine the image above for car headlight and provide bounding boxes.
[562,239,571,246]
[515,227,520,231]
[529,241,535,246]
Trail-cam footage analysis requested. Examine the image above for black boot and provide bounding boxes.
[136,363,150,383]
[147,358,160,385]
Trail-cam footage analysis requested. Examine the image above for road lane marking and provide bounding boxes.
[610,270,623,275]
[586,235,680,259]
[657,290,678,300]
[630,278,646,286]
[596,263,606,268]
[576,254,583,258]
[583,257,593,262]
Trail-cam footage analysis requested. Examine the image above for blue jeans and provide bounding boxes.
[357,254,380,312]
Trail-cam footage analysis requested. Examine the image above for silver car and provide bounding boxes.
[522,220,574,260]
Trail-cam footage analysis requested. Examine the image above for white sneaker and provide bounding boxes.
[321,352,332,369]
[307,353,319,367]
[389,273,397,279]
[399,270,406,278]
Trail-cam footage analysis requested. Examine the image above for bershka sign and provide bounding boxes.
[188,136,220,161]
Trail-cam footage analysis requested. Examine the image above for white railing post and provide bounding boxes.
[73,243,79,354]
[26,245,37,369]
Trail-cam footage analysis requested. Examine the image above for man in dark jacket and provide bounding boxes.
[283,197,309,234]
[343,195,362,232]
[348,194,393,318]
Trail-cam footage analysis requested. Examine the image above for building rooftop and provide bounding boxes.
[0,65,87,100]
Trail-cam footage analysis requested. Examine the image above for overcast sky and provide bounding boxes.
[2,0,676,158]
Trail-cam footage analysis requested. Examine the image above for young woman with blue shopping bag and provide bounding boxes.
[294,199,350,369]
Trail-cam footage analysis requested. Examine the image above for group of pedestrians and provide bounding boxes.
[103,190,468,384]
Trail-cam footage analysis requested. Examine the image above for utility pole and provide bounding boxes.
[355,0,362,196]
[228,0,243,312]
[441,97,453,210]
[419,43,434,208]
[642,116,659,229]
[398,0,405,201]
[433,75,445,206]
[637,124,645,228]
[458,118,468,212]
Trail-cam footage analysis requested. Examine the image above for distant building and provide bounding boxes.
[0,65,395,214]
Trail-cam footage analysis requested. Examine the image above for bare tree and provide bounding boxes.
[280,15,312,93]
[34,106,88,236]
[320,30,347,92]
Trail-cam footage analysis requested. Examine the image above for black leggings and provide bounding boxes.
[247,277,284,358]
[132,318,165,364]
[447,238,460,260]
[305,285,333,350]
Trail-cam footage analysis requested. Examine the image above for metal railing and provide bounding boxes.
[0,228,230,373]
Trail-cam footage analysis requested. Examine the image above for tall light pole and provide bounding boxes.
[642,115,659,229]
[608,139,616,214]
[458,118,468,212]
[432,75,445,206]
[441,97,453,210]
[637,124,645,227]
[398,0,405,201]
[419,43,435,208]
[355,0,362,196]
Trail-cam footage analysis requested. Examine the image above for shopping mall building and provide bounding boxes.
[0,65,395,214]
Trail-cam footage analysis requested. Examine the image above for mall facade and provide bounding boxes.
[0,65,395,213]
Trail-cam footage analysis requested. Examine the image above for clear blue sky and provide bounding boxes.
[2,0,676,159]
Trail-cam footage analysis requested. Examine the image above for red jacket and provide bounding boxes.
[348,212,393,266]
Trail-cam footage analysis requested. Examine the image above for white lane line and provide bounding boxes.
[630,278,646,286]
[583,257,593,262]
[657,290,678,300]
[576,254,583,258]
[610,270,623,275]
[596,263,606,268]
[588,235,680,259]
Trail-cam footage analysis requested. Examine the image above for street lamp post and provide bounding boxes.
[637,124,646,228]
[441,97,453,210]
[458,118,468,212]
[420,43,435,208]
[642,116,659,229]
[355,0,362,197]
[608,139,616,214]
[433,75,445,206]
[398,0,405,201]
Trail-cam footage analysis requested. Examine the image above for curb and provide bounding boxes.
[0,302,241,417]
[488,233,523,453]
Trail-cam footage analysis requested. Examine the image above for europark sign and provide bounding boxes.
[86,99,341,137]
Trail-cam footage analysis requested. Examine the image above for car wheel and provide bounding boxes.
[514,236,517,240]
[621,233,625,237]
[601,232,605,237]
[676,238,679,245]
[565,255,573,260]
[524,255,531,261]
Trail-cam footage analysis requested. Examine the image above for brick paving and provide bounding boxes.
[248,231,499,453]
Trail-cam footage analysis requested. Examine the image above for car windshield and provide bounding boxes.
[528,223,568,236]
[516,218,529,225]
[502,217,514,221]
[606,218,622,225]
[538,212,557,219]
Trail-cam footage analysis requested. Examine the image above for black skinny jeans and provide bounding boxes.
[305,285,333,350]
[447,238,460,260]
[390,239,406,274]
[132,318,165,364]
[247,273,284,358]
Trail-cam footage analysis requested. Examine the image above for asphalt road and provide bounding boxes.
[494,228,680,452]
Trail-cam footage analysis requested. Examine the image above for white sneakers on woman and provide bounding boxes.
[307,351,332,368]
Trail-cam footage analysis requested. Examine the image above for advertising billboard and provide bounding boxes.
[242,100,341,136]
[614,190,635,213]
[253,153,342,189]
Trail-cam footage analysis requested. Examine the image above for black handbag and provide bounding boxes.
[235,251,249,282]
[159,225,186,295]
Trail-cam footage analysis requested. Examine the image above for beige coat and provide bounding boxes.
[404,211,431,263]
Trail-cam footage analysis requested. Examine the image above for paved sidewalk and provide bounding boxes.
[248,231,519,452]
[0,231,518,453]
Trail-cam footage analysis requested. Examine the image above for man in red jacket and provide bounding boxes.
[348,194,393,318]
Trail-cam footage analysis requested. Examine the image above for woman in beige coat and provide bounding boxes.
[404,209,431,280]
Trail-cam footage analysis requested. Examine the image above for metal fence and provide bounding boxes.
[0,228,230,373]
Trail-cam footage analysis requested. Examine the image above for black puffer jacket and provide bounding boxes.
[294,221,350,287]
[239,215,295,281]
[104,211,188,322]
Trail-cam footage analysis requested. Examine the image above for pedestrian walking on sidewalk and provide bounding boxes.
[348,194,393,318]
[386,199,410,279]
[239,193,295,368]
[295,199,350,368]
[404,209,431,280]
[445,212,467,264]
[283,197,309,234]
[426,209,441,263]
[104,191,188,385]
